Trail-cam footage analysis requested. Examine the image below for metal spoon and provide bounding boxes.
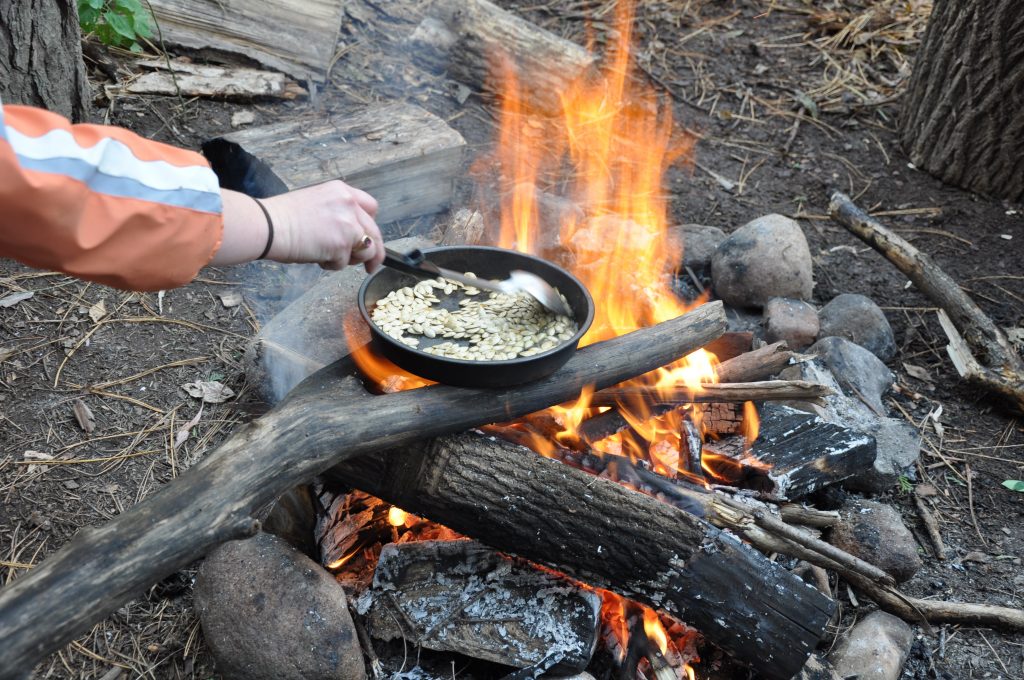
[382,248,573,317]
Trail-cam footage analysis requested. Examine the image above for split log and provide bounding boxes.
[0,303,726,679]
[365,540,601,673]
[328,432,836,680]
[203,102,466,225]
[147,0,345,82]
[408,0,595,114]
[112,59,306,100]
[829,191,1024,411]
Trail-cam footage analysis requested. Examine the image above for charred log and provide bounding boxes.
[328,432,836,680]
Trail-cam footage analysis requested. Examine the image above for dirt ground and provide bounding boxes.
[1,1,1021,678]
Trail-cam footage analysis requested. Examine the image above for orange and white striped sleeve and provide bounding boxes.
[0,99,223,291]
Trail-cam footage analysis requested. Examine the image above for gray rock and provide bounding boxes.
[809,336,894,413]
[829,499,923,583]
[711,214,814,308]
[843,417,922,494]
[795,655,842,680]
[779,359,920,493]
[764,297,819,349]
[672,224,727,273]
[828,611,913,680]
[819,294,897,361]
[195,532,365,680]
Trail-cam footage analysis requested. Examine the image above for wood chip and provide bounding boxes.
[218,292,243,308]
[88,299,108,323]
[902,362,933,383]
[24,451,54,475]
[72,399,96,433]
[0,291,33,308]
[181,381,235,403]
[231,110,256,128]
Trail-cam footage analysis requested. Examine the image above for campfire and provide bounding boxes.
[322,3,835,678]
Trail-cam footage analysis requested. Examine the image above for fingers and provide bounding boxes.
[348,186,379,218]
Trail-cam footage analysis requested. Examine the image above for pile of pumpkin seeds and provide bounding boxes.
[370,274,577,361]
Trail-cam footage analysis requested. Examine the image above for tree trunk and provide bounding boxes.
[0,0,90,120]
[900,0,1024,201]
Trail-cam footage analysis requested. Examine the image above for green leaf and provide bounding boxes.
[115,0,143,12]
[1002,480,1024,492]
[79,6,101,28]
[81,0,106,10]
[104,9,136,40]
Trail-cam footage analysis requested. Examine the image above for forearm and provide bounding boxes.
[210,190,273,265]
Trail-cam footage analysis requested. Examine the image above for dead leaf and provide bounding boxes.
[218,292,242,308]
[915,484,938,497]
[902,362,933,383]
[963,551,991,564]
[231,110,256,128]
[0,291,33,308]
[0,347,16,363]
[181,381,234,403]
[101,483,120,494]
[174,405,204,449]
[88,299,108,322]
[24,450,54,475]
[73,398,96,433]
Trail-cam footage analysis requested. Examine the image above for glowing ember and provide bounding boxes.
[388,506,408,527]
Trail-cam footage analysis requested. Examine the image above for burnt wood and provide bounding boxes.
[366,540,601,673]
[0,303,726,679]
[328,432,836,680]
[703,405,877,499]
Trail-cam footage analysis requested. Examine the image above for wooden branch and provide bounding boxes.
[203,102,466,225]
[715,341,799,383]
[148,0,345,82]
[829,191,1024,411]
[578,342,800,444]
[0,303,727,679]
[328,432,835,680]
[589,380,832,406]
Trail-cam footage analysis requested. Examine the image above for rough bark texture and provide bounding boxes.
[0,0,90,120]
[0,303,726,680]
[900,0,1024,201]
[329,432,836,680]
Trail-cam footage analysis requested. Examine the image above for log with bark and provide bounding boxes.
[202,102,466,225]
[407,0,595,114]
[829,191,1024,411]
[147,0,346,82]
[0,303,726,679]
[588,380,832,406]
[328,432,836,680]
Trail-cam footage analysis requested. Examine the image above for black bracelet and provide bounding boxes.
[253,198,274,260]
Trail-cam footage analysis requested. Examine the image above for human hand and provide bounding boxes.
[259,181,385,272]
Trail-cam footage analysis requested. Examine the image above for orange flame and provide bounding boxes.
[643,608,669,654]
[742,400,760,450]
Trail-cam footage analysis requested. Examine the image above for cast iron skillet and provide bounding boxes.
[357,246,595,388]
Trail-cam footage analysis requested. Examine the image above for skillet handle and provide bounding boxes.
[383,248,440,278]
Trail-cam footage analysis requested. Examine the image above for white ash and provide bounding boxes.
[370,273,577,360]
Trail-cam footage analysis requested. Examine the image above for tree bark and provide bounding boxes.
[0,303,726,680]
[900,0,1024,201]
[328,431,836,680]
[0,0,90,120]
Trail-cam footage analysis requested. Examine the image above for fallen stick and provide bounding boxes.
[0,302,727,679]
[588,380,832,406]
[913,494,947,560]
[578,341,801,443]
[829,191,1024,411]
